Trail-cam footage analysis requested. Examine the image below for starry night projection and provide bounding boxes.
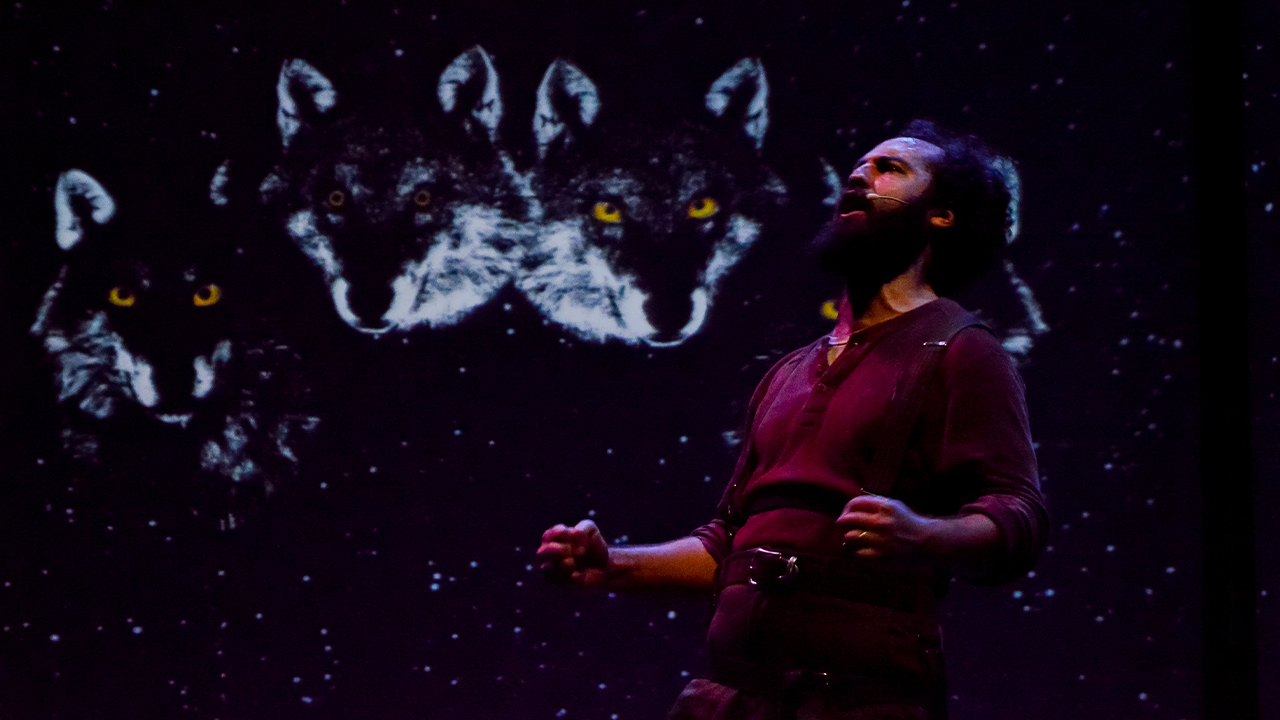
[0,1,1252,719]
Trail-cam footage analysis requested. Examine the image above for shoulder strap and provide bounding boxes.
[860,307,987,497]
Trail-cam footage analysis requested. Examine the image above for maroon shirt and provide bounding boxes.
[693,298,1048,587]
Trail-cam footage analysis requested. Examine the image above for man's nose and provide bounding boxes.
[847,165,872,188]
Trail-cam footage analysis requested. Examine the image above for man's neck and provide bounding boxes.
[833,255,938,339]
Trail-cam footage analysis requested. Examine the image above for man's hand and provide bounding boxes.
[536,519,610,588]
[835,493,934,559]
[836,493,1004,575]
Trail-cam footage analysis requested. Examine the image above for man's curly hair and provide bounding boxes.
[898,119,1018,296]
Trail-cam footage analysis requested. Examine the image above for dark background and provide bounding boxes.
[0,1,1268,718]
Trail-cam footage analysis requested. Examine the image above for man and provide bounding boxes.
[537,120,1049,720]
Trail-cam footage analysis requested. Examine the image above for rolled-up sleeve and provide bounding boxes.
[689,518,735,565]
[934,328,1050,584]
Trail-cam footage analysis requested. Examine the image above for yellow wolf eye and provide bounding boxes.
[414,190,432,208]
[193,284,221,307]
[327,190,346,209]
[108,286,136,307]
[688,197,719,219]
[593,201,622,223]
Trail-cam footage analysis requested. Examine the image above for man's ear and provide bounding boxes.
[928,209,955,228]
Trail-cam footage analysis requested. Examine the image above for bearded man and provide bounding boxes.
[537,120,1049,720]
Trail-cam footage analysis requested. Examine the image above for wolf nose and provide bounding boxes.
[346,281,396,328]
[643,292,695,343]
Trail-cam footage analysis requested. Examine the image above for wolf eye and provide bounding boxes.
[593,201,622,223]
[193,284,222,307]
[108,286,136,307]
[414,190,432,208]
[327,190,346,209]
[688,197,719,219]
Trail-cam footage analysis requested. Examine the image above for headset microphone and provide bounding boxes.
[865,193,908,205]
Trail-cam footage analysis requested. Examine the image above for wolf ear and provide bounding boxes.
[438,45,503,144]
[705,58,769,153]
[534,59,600,160]
[276,58,338,150]
[54,169,115,250]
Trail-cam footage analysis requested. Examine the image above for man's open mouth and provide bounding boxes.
[838,191,870,216]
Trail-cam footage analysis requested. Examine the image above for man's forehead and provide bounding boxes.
[859,137,944,165]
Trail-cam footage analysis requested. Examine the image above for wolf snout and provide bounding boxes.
[641,288,709,346]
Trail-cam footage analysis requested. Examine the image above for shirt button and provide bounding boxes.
[816,383,829,393]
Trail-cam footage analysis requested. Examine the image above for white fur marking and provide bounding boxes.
[535,60,600,156]
[193,355,215,399]
[384,204,522,330]
[703,215,760,288]
[819,158,843,207]
[1003,259,1050,335]
[991,156,1022,243]
[1002,334,1035,355]
[116,351,157,408]
[330,278,370,332]
[286,211,343,279]
[646,289,710,347]
[55,170,116,250]
[277,59,337,149]
[31,266,68,336]
[517,220,659,344]
[705,58,770,151]
[209,160,232,206]
[438,46,503,142]
[192,339,230,400]
[520,213,764,346]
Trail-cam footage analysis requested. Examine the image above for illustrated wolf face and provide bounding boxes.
[259,46,529,335]
[520,58,787,347]
[32,167,318,487]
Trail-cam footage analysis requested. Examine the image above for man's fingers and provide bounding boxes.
[541,523,570,541]
[535,538,571,553]
[835,511,891,532]
[842,494,901,515]
[538,519,607,588]
[843,527,886,544]
[541,527,589,553]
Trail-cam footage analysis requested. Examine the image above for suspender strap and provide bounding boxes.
[861,309,985,497]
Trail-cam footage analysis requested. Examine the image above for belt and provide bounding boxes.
[718,548,936,614]
[743,485,851,518]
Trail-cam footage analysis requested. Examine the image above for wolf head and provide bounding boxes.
[520,58,787,347]
[33,166,319,489]
[259,46,529,335]
[34,168,245,426]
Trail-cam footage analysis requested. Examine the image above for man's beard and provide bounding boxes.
[809,198,934,315]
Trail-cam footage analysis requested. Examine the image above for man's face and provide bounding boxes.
[811,136,947,311]
[834,136,944,234]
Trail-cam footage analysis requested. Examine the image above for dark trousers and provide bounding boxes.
[672,582,946,720]
[666,678,930,720]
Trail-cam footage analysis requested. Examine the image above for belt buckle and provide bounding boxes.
[748,548,800,588]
